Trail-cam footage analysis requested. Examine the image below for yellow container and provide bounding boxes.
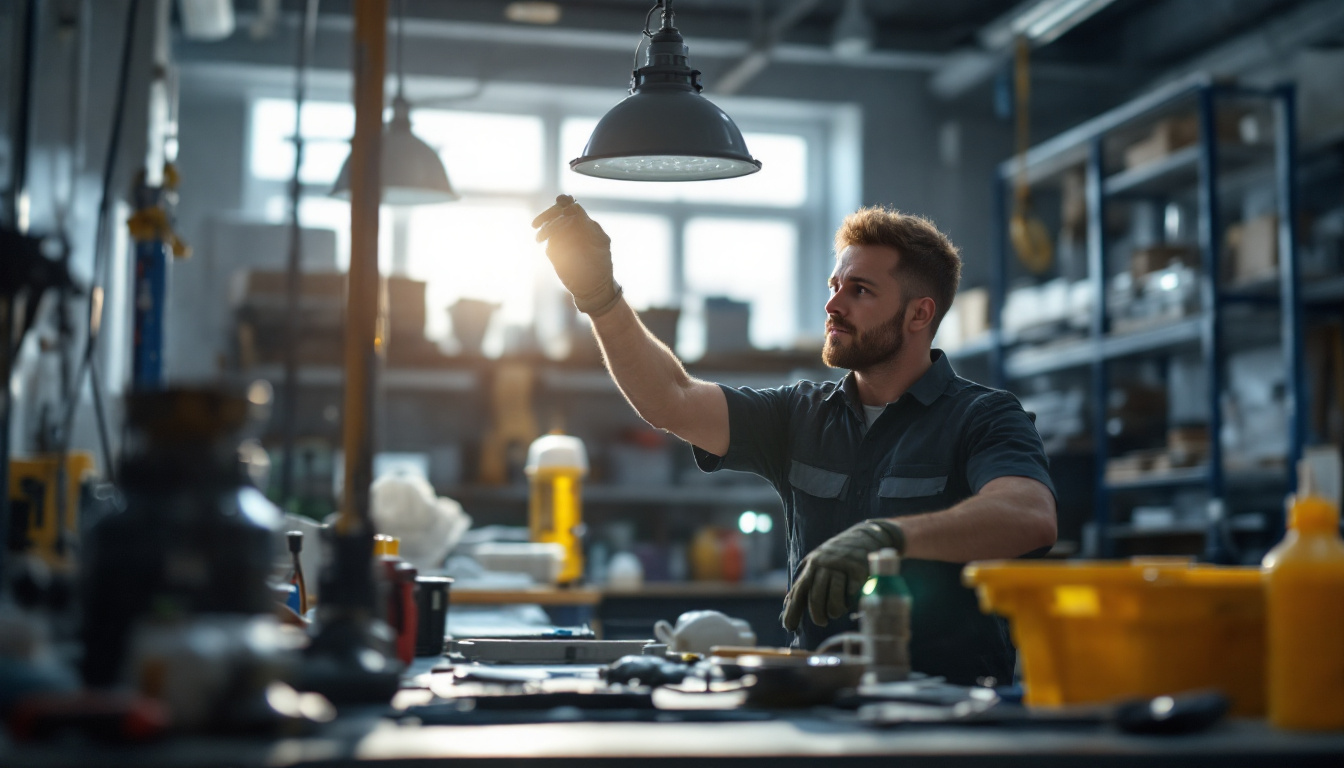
[9,451,97,569]
[963,560,1265,715]
[525,435,587,584]
[1263,488,1344,730]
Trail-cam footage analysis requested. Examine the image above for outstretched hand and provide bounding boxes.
[781,518,906,631]
[532,195,623,317]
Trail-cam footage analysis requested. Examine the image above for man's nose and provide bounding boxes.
[824,292,844,317]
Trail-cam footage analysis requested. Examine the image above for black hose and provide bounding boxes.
[57,0,141,480]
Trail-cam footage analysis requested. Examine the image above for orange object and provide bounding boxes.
[720,530,744,583]
[525,435,587,584]
[1262,466,1344,731]
[963,560,1265,715]
[690,526,723,581]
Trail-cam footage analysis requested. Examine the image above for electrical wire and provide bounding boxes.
[278,0,321,505]
[57,0,142,482]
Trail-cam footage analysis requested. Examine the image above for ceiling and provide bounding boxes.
[243,0,1320,65]
[222,0,1341,125]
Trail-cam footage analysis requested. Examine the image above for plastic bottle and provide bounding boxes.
[859,547,912,683]
[525,434,587,584]
[1262,460,1344,730]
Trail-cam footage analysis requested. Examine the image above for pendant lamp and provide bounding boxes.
[570,1,761,182]
[331,0,458,205]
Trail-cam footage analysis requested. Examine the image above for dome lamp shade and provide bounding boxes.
[330,95,459,206]
[570,2,761,182]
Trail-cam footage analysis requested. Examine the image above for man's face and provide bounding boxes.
[822,244,909,371]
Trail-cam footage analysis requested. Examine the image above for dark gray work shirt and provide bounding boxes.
[693,350,1055,685]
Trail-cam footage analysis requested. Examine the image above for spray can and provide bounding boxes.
[860,547,912,683]
[525,434,587,584]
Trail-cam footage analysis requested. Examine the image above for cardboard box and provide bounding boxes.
[1225,215,1279,284]
[1123,112,1243,170]
[233,270,428,337]
[956,287,991,341]
[1130,245,1197,282]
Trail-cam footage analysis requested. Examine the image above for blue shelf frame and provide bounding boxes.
[990,76,1305,556]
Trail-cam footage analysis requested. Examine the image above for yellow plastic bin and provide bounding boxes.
[963,560,1265,715]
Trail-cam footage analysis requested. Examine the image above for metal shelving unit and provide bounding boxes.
[989,75,1305,556]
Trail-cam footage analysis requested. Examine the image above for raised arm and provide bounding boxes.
[533,196,729,455]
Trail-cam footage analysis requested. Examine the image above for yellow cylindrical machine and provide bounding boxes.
[9,451,97,569]
[525,434,587,584]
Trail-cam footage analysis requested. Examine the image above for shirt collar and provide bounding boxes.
[825,349,955,410]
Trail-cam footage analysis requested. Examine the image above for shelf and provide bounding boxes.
[243,362,824,396]
[1104,146,1201,197]
[1105,465,1208,491]
[1107,523,1208,539]
[1108,514,1266,540]
[242,364,477,392]
[1103,144,1269,199]
[447,483,781,507]
[945,331,998,361]
[1105,464,1289,492]
[1004,316,1203,378]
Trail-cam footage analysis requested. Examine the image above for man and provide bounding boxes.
[532,196,1057,685]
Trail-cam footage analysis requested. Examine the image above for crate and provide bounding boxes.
[962,560,1265,715]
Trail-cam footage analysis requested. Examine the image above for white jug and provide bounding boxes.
[653,610,756,655]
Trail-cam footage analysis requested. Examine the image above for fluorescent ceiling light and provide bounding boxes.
[980,0,1118,49]
[505,2,562,26]
[832,0,875,59]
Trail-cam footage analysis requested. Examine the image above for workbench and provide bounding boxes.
[5,709,1344,767]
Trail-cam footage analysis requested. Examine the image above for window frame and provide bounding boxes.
[239,76,857,357]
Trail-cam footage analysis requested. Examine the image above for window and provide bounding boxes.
[684,218,798,359]
[246,88,839,361]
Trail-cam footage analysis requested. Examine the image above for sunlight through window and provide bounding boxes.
[411,111,544,194]
[406,203,539,351]
[683,218,798,358]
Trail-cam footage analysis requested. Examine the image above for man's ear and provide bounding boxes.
[906,297,937,334]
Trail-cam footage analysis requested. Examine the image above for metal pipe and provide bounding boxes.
[1196,86,1224,507]
[1276,85,1305,500]
[337,0,387,539]
[0,0,43,591]
[279,0,321,506]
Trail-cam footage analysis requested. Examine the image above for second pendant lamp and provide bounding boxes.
[331,0,458,206]
[570,0,761,182]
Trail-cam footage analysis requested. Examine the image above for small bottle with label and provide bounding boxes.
[860,547,912,683]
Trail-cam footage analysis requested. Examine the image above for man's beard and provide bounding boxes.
[822,302,906,370]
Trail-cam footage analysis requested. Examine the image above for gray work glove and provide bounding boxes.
[531,195,623,317]
[782,519,906,631]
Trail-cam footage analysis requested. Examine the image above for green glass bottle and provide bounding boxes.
[860,547,912,682]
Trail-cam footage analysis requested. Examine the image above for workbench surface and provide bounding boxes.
[5,712,1344,767]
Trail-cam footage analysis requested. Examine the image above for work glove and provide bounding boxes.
[782,519,906,631]
[531,195,623,317]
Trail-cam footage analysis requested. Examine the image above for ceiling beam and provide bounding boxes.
[230,9,948,73]
[929,0,1122,101]
[1144,0,1344,92]
[713,0,825,95]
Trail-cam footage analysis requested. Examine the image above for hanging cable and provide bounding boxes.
[56,0,142,482]
[279,0,322,505]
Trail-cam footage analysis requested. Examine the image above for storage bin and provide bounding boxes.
[962,560,1265,715]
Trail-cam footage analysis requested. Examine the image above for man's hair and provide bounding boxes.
[834,206,962,334]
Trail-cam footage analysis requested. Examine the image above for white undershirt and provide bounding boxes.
[862,403,888,430]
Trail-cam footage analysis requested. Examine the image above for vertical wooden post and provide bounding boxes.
[339,0,386,538]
